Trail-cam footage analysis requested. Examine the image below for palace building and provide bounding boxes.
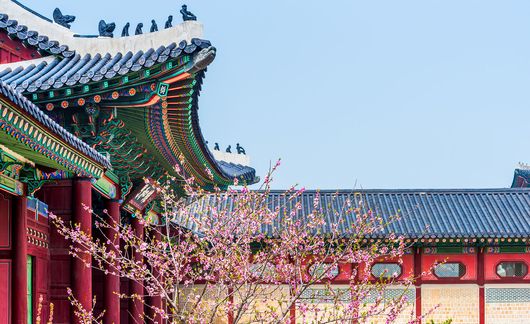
[208,188,530,324]
[0,0,257,322]
[0,0,528,323]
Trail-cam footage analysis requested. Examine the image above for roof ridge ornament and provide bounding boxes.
[52,8,75,29]
[135,23,143,35]
[98,20,116,38]
[150,20,158,33]
[121,22,130,37]
[165,15,173,29]
[180,4,197,21]
[518,162,530,170]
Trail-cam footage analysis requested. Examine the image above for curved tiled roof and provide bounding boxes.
[188,189,530,239]
[0,13,75,58]
[216,161,258,184]
[0,40,258,185]
[0,1,258,187]
[0,80,110,168]
[0,39,210,92]
[512,169,530,188]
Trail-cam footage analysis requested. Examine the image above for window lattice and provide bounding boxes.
[434,263,465,278]
[496,262,528,278]
[371,263,402,279]
[308,263,340,280]
[299,288,350,304]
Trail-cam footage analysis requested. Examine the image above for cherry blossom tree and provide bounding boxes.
[51,160,431,323]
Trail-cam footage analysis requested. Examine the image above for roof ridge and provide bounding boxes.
[265,188,530,193]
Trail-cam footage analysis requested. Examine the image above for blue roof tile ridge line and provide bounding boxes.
[0,80,111,169]
[10,0,52,23]
[0,11,75,58]
[1,1,205,58]
[264,188,530,194]
[188,189,530,238]
[0,39,213,92]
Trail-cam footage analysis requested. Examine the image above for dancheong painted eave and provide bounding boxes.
[0,80,110,177]
[0,1,259,188]
[185,188,530,239]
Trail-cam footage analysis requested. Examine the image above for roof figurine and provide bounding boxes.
[121,22,130,37]
[165,15,173,28]
[226,145,232,153]
[150,19,158,32]
[180,4,197,21]
[53,8,75,29]
[98,20,116,38]
[214,143,220,151]
[236,143,246,155]
[135,23,143,35]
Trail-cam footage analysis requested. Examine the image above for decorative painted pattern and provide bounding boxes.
[485,288,530,303]
[1,38,257,188]
[0,98,104,178]
[26,227,48,248]
[299,288,351,303]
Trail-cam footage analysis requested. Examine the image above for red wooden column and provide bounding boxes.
[148,229,163,324]
[130,217,145,321]
[414,247,422,324]
[73,178,93,322]
[104,198,121,324]
[477,247,485,324]
[228,287,235,324]
[13,196,28,324]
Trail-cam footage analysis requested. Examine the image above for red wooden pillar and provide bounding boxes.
[228,287,234,324]
[148,229,163,324]
[13,196,28,324]
[352,263,359,324]
[414,247,422,324]
[73,178,93,322]
[289,300,295,324]
[104,198,121,324]
[130,217,144,321]
[477,247,485,324]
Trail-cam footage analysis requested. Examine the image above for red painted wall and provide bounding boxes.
[0,192,12,249]
[0,192,12,322]
[0,31,41,63]
[484,252,530,282]
[27,204,52,322]
[37,181,74,324]
[359,254,415,282]
[0,260,11,323]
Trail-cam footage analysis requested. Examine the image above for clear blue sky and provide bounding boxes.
[22,1,530,189]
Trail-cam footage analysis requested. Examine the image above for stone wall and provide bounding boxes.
[422,284,479,324]
[485,284,530,324]
[296,285,415,324]
[233,285,290,323]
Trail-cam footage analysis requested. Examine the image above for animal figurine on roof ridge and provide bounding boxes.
[150,20,158,32]
[135,23,143,35]
[98,20,116,38]
[180,5,197,21]
[165,15,173,29]
[53,8,75,29]
[236,143,246,155]
[121,22,130,37]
